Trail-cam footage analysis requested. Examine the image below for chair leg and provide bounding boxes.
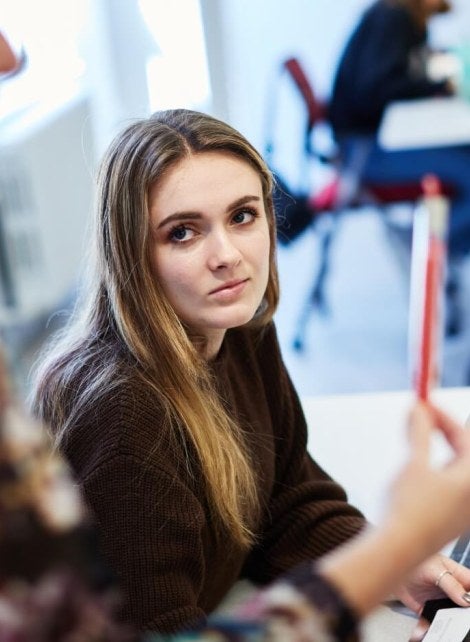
[292,302,314,352]
[292,216,337,351]
[310,225,335,313]
[444,258,463,338]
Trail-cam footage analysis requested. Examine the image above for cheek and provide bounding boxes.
[153,252,197,297]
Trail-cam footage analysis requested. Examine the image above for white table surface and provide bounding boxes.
[303,386,469,524]
[378,97,470,151]
[302,387,470,641]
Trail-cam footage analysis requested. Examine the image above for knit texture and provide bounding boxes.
[58,322,365,633]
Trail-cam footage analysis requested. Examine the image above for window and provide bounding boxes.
[138,0,211,112]
[0,0,88,120]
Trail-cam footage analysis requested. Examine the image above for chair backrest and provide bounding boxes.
[281,57,331,161]
[264,56,331,163]
[282,57,327,133]
[283,57,456,209]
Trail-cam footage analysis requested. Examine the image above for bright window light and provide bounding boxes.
[0,0,87,119]
[138,0,211,111]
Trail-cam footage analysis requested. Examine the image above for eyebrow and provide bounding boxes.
[155,194,261,230]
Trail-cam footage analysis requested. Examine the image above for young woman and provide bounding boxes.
[30,109,470,635]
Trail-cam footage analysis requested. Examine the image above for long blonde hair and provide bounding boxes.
[31,109,279,548]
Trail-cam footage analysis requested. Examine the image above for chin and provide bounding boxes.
[214,308,259,331]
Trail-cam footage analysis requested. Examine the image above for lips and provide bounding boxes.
[210,279,247,294]
[209,279,248,297]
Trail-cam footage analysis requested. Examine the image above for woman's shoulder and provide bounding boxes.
[61,368,171,481]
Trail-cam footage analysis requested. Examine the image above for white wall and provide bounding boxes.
[202,0,368,150]
[81,0,159,158]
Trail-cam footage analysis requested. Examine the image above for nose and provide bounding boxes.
[206,228,242,271]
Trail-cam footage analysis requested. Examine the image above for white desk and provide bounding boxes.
[302,387,470,642]
[378,97,470,150]
[303,387,469,525]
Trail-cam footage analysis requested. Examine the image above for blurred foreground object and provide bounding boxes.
[0,346,133,641]
[0,30,26,79]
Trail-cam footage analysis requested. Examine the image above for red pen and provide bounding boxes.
[409,174,449,402]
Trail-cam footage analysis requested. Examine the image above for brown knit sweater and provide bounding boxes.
[59,322,365,634]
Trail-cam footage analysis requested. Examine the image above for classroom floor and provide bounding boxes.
[274,205,470,397]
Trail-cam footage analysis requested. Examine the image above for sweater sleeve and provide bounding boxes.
[242,325,365,585]
[80,451,207,634]
[61,385,213,635]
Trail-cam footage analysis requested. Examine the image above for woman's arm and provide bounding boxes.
[233,402,470,642]
[319,402,470,616]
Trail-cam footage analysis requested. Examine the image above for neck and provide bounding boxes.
[204,331,226,360]
[190,329,226,360]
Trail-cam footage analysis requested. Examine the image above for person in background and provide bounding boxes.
[30,108,470,636]
[329,0,454,140]
[328,0,470,336]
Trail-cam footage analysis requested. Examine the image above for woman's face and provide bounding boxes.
[149,151,270,357]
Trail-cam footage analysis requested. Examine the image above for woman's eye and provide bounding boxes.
[232,208,256,225]
[169,225,195,243]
